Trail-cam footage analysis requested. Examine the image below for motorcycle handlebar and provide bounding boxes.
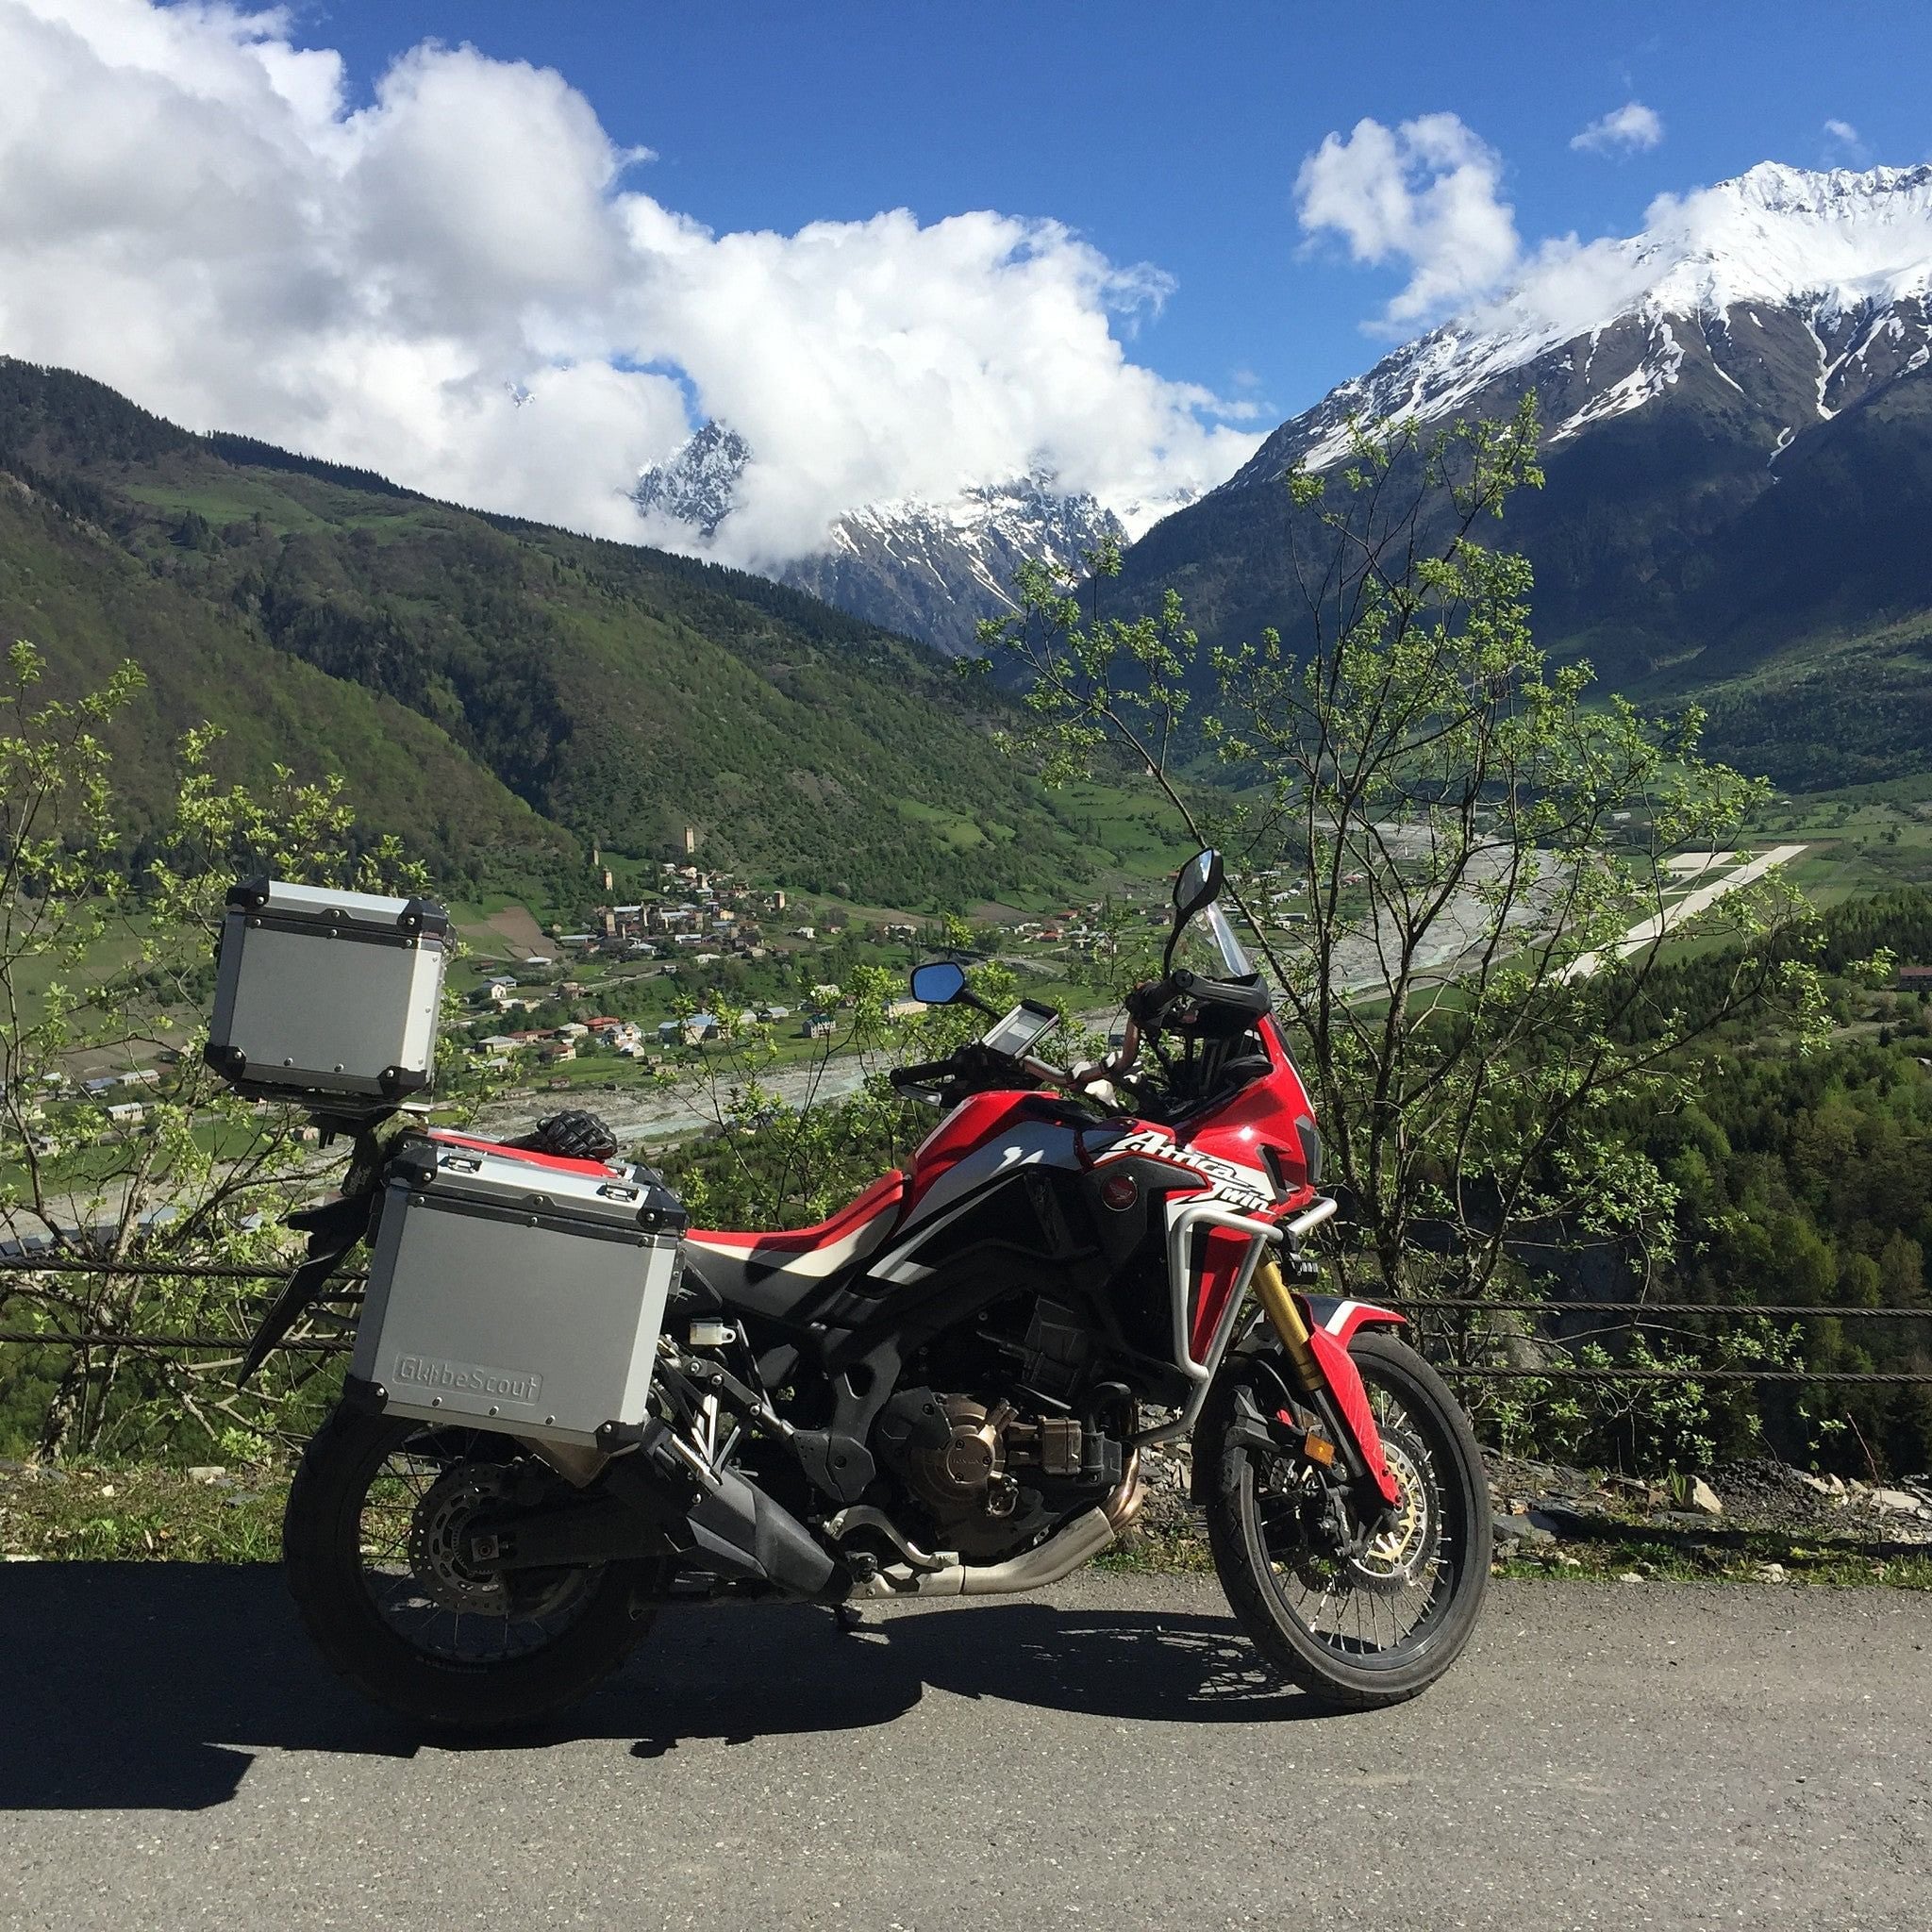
[888,1060,958,1096]
[1126,968,1272,1028]
[889,1046,1106,1108]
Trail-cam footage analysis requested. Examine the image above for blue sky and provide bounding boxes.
[299,0,1925,421]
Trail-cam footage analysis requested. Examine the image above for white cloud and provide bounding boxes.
[1570,101,1664,157]
[1294,113,1521,329]
[0,0,1257,566]
[1822,117,1869,163]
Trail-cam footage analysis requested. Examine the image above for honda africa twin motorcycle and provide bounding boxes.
[251,851,1489,1730]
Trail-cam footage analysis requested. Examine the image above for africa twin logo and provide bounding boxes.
[1108,1130,1274,1214]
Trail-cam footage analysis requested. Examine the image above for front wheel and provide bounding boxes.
[1200,1330,1489,1710]
[284,1404,664,1731]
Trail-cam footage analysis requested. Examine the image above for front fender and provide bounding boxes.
[1302,1294,1406,1347]
[1208,1294,1404,1510]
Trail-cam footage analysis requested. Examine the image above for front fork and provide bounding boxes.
[1248,1255,1401,1512]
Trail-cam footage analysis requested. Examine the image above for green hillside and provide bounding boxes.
[0,359,1139,906]
[1112,346,1932,800]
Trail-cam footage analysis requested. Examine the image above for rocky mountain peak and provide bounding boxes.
[633,422,751,538]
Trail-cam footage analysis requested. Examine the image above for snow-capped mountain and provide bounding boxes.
[632,421,750,538]
[1230,162,1932,489]
[1117,161,1932,793]
[634,431,1124,656]
[779,475,1124,657]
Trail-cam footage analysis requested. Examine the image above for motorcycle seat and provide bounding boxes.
[682,1170,908,1316]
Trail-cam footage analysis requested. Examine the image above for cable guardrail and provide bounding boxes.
[0,1257,1929,1378]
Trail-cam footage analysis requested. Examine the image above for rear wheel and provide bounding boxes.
[1201,1331,1488,1709]
[284,1404,665,1731]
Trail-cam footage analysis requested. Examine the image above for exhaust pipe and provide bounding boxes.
[600,1424,1137,1607]
[857,1504,1119,1599]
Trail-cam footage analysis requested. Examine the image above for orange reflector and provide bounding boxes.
[1303,1431,1337,1467]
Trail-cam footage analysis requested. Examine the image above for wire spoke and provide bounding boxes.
[353,1430,599,1665]
[1245,1368,1466,1663]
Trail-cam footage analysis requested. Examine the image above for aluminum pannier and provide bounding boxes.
[205,877,449,1108]
[349,1133,688,1447]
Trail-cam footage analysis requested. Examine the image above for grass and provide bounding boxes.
[1100,1491,1932,1589]
[1492,1530,1932,1591]
[1,1463,287,1562]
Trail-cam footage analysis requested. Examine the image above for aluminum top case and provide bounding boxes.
[351,1133,688,1447]
[205,877,449,1109]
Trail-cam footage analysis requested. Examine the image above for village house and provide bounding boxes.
[658,1013,723,1046]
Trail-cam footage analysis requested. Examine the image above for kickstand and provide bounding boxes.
[831,1603,866,1636]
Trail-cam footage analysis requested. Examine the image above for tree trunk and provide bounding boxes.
[36,1345,91,1463]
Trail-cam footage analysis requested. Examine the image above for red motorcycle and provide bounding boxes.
[267,850,1489,1728]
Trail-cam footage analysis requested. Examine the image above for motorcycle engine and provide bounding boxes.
[875,1387,1126,1561]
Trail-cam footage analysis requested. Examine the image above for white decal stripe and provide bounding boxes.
[685,1211,891,1280]
[1324,1299,1363,1336]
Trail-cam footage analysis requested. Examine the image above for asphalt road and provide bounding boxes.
[2,1568,1927,1931]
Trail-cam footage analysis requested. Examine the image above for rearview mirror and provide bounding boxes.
[1173,849,1224,920]
[909,960,968,1006]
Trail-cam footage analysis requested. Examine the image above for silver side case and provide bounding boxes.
[351,1137,684,1448]
[206,878,448,1105]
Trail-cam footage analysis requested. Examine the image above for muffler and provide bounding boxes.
[599,1431,844,1600]
[687,1464,843,1599]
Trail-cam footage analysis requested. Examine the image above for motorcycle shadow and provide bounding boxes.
[0,1564,1313,1812]
[621,1595,1308,1759]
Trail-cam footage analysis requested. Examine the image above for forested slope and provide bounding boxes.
[0,359,1118,905]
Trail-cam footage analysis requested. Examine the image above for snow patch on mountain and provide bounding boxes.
[790,470,1125,656]
[1265,162,1932,478]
